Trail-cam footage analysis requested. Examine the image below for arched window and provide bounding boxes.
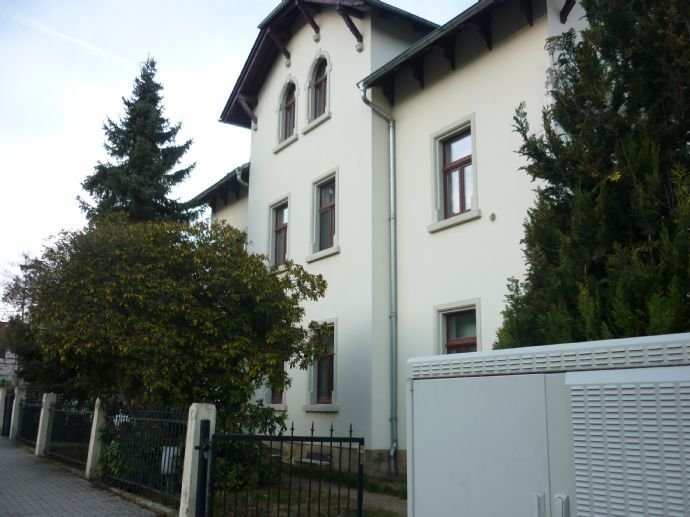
[281,82,296,141]
[311,58,328,120]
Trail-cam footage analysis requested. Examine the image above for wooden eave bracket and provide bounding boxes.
[267,28,291,61]
[295,0,320,36]
[439,36,456,70]
[475,11,493,51]
[560,0,575,23]
[230,179,240,199]
[382,76,395,106]
[411,55,425,89]
[336,5,363,44]
[519,0,534,26]
[237,95,258,125]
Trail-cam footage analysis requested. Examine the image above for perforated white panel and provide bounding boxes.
[569,369,690,517]
[408,333,690,380]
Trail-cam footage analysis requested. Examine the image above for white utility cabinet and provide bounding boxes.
[406,333,690,517]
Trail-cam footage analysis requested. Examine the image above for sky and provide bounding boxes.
[0,0,474,318]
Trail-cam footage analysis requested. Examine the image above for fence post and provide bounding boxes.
[179,403,216,517]
[35,392,56,456]
[0,387,6,434]
[85,398,106,480]
[9,386,25,440]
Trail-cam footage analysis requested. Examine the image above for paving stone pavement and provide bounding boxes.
[0,437,157,516]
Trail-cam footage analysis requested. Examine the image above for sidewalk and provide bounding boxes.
[0,437,156,517]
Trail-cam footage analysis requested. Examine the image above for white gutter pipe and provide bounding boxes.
[359,85,398,474]
[235,165,249,187]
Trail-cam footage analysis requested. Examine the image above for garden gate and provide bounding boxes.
[199,424,364,517]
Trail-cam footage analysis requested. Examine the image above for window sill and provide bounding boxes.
[427,209,481,234]
[266,403,287,412]
[305,245,340,263]
[302,112,331,135]
[303,404,339,413]
[273,134,298,154]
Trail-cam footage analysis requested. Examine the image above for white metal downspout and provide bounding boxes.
[359,86,398,474]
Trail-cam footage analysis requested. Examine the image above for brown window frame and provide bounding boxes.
[312,59,327,120]
[282,84,296,141]
[316,325,334,404]
[318,179,336,251]
[442,130,472,219]
[445,310,477,354]
[273,203,288,266]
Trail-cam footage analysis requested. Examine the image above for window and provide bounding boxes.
[307,172,339,262]
[317,179,336,251]
[442,130,473,218]
[281,83,296,141]
[273,203,288,266]
[444,310,477,354]
[312,59,327,120]
[316,325,335,404]
[270,362,285,404]
[428,117,480,233]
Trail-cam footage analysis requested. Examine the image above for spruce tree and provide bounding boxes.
[495,0,690,348]
[81,58,195,222]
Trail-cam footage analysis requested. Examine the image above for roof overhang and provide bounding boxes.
[188,163,250,208]
[358,0,503,93]
[359,0,577,103]
[219,0,438,128]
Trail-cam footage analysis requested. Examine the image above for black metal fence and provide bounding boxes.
[99,407,187,507]
[205,423,364,517]
[46,400,93,467]
[1,390,14,437]
[16,398,42,446]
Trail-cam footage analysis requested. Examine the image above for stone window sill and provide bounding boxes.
[302,112,331,135]
[427,209,481,234]
[305,245,340,263]
[273,134,298,154]
[303,404,339,413]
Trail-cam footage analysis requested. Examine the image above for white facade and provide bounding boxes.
[199,0,585,467]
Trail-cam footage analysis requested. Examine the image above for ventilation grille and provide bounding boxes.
[409,335,690,379]
[570,382,690,516]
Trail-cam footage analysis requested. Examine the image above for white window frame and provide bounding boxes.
[303,51,332,135]
[303,318,339,413]
[269,196,290,267]
[428,114,481,233]
[433,299,481,355]
[306,169,340,263]
[274,77,299,153]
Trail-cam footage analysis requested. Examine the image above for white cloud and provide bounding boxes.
[0,6,133,67]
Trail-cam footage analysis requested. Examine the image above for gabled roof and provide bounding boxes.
[188,163,250,208]
[220,0,438,128]
[358,0,542,104]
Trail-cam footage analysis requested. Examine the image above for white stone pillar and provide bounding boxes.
[85,398,106,480]
[8,386,25,440]
[35,393,56,456]
[179,403,216,517]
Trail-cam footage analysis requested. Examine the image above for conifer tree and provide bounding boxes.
[81,57,195,222]
[496,0,690,348]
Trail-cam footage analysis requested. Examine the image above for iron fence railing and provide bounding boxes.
[16,398,42,446]
[206,423,364,517]
[1,390,14,437]
[46,400,93,467]
[99,407,187,507]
